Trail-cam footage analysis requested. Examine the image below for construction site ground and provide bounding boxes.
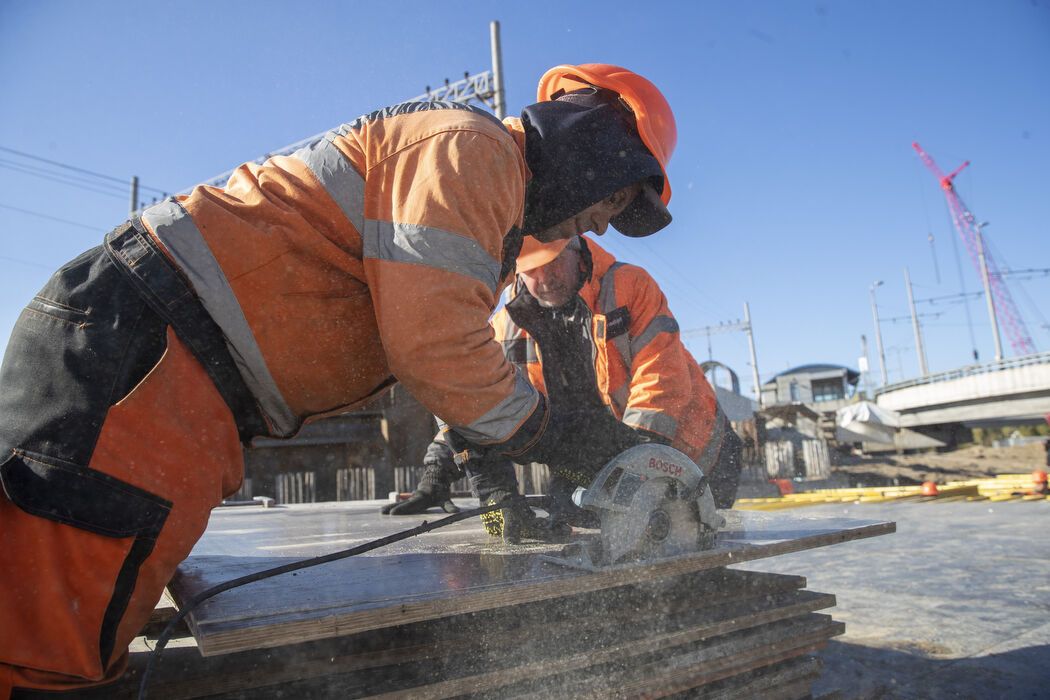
[746,498,1050,699]
[829,441,1048,487]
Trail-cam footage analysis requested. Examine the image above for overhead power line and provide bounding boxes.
[0,202,103,231]
[0,253,53,270]
[596,235,732,321]
[0,157,128,194]
[0,160,128,200]
[915,290,984,305]
[999,267,1050,280]
[0,145,170,195]
[880,311,945,325]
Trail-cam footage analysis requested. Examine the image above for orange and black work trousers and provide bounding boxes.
[0,221,259,696]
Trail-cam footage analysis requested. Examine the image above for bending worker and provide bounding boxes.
[0,64,677,695]
[384,234,743,538]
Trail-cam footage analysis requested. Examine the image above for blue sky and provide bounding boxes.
[1,0,1048,400]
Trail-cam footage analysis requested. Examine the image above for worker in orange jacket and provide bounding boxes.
[0,64,677,696]
[384,235,742,534]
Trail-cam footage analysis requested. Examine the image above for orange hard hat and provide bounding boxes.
[515,236,577,273]
[537,63,677,205]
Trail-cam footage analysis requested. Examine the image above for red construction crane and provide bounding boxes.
[912,142,1037,357]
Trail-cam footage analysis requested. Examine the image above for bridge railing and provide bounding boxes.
[875,351,1050,397]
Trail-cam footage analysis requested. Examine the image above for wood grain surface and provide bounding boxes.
[168,502,892,656]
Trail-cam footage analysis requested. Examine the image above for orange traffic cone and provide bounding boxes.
[1032,471,1048,495]
[921,481,939,497]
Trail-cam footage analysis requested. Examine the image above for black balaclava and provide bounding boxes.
[520,88,664,236]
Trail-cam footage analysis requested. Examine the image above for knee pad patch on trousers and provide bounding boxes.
[0,449,170,673]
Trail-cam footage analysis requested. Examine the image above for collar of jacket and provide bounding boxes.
[504,284,553,338]
[501,116,533,189]
[576,236,618,309]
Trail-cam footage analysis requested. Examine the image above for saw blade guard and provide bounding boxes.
[578,444,703,515]
[576,444,724,563]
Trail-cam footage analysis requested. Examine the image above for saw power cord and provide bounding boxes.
[137,502,504,700]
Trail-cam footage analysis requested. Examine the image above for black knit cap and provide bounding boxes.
[520,88,671,238]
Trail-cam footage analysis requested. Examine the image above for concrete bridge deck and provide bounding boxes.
[874,352,1050,428]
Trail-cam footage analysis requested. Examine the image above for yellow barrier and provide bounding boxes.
[733,480,1041,511]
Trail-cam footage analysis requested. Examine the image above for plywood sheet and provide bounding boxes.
[103,571,833,699]
[697,656,823,700]
[129,571,815,698]
[129,591,837,699]
[493,614,843,700]
[364,599,840,699]
[168,502,892,656]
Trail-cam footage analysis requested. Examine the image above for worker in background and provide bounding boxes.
[384,235,743,540]
[1044,415,1050,468]
[0,64,677,696]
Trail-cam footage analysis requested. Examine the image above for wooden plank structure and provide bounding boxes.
[95,504,892,698]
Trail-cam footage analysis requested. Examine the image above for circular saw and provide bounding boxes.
[541,444,726,571]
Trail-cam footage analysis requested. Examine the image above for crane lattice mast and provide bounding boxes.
[912,142,1037,356]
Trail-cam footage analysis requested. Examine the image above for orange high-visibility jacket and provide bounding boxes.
[491,238,728,473]
[139,104,539,445]
[0,104,547,697]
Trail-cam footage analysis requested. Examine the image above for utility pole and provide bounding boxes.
[489,21,506,119]
[129,175,139,214]
[681,308,761,403]
[904,267,929,376]
[860,334,873,399]
[744,302,762,407]
[869,280,888,386]
[975,223,1004,362]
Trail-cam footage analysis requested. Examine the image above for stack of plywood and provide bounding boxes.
[101,503,893,699]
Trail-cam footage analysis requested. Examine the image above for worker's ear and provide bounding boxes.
[605,182,642,209]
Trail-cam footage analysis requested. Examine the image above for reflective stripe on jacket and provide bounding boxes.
[139,103,537,444]
[491,237,728,473]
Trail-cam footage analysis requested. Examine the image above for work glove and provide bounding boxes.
[480,490,572,544]
[708,424,744,509]
[381,439,463,515]
[544,475,601,529]
[509,401,644,488]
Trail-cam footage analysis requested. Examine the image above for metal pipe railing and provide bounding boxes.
[874,351,1050,397]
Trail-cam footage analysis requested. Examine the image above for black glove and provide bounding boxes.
[380,484,459,515]
[507,400,644,487]
[381,439,463,515]
[545,475,601,529]
[480,490,571,544]
[464,451,521,505]
[708,425,744,509]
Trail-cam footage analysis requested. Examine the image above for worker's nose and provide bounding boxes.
[591,214,611,236]
[531,266,553,284]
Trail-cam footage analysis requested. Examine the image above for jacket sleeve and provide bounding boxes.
[615,266,696,443]
[361,128,540,445]
[615,266,741,504]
